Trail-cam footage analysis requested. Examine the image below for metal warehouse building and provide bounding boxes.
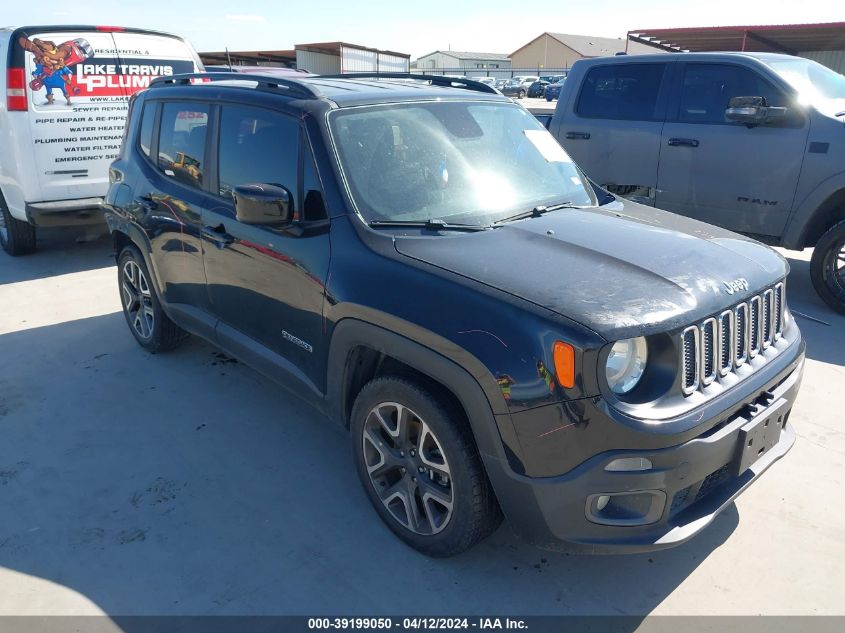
[627,22,845,73]
[509,32,663,71]
[200,42,410,74]
[413,51,512,71]
[294,42,410,74]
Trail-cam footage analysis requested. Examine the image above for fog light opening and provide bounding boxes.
[586,490,666,526]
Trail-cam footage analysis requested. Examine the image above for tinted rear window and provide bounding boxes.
[138,103,157,157]
[576,64,666,121]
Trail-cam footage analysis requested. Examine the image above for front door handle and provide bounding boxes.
[668,137,700,147]
[136,194,157,211]
[565,131,591,140]
[201,223,235,247]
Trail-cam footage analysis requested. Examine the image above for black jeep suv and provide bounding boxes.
[104,72,804,557]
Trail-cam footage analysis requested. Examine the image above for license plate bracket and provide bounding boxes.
[731,398,787,476]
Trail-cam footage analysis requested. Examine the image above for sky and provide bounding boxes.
[4,1,842,59]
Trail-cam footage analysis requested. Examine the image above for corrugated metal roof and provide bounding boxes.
[627,22,845,54]
[509,32,663,58]
[545,33,662,57]
[417,50,511,61]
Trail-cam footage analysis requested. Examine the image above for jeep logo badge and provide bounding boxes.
[724,278,749,295]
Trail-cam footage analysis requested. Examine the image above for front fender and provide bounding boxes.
[783,171,845,249]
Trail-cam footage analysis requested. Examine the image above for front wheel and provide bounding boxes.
[810,219,845,315]
[117,245,189,352]
[350,376,501,557]
[0,194,36,256]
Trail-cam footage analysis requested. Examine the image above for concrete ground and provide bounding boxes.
[0,225,843,617]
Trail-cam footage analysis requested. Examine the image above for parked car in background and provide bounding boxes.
[539,74,566,84]
[544,77,566,101]
[104,71,802,557]
[549,52,845,313]
[0,25,203,255]
[527,79,550,98]
[494,78,509,90]
[470,76,496,86]
[501,76,540,99]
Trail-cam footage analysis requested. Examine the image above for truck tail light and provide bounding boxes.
[7,68,27,111]
[553,341,576,389]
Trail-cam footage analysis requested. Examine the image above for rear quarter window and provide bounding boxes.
[137,102,157,158]
[576,63,667,121]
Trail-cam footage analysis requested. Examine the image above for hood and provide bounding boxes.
[393,200,788,341]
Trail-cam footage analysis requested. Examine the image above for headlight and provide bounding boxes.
[605,337,648,394]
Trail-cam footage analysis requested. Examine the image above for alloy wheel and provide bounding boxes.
[0,207,7,245]
[825,239,845,292]
[121,260,155,340]
[361,401,454,535]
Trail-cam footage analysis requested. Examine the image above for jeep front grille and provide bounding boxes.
[680,282,785,396]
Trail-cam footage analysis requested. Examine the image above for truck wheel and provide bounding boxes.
[810,220,845,315]
[350,376,501,557]
[0,193,37,256]
[117,245,189,352]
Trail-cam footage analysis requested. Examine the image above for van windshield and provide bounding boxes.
[328,101,595,226]
[764,58,845,115]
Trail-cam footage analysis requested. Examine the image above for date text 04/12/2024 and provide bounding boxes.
[307,618,528,630]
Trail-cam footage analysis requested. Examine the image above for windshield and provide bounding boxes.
[764,57,845,114]
[329,101,595,226]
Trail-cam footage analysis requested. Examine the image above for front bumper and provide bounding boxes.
[485,343,804,553]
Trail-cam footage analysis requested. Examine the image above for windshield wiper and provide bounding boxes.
[494,201,577,225]
[368,218,489,232]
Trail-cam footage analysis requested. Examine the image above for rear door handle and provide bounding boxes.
[201,223,235,247]
[668,137,700,147]
[565,131,591,140]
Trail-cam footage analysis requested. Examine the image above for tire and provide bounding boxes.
[0,192,37,256]
[518,90,526,99]
[117,245,189,352]
[350,376,501,557]
[546,95,553,102]
[810,219,845,315]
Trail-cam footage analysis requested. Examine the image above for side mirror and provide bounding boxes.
[234,184,292,226]
[725,96,789,127]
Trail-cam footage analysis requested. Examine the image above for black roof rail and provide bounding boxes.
[318,72,499,95]
[149,72,322,100]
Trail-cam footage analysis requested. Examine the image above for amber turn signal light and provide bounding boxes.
[553,341,576,389]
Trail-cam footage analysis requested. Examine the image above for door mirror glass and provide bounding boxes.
[725,96,789,126]
[234,184,292,226]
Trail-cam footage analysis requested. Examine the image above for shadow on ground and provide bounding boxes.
[0,311,736,618]
[0,225,112,285]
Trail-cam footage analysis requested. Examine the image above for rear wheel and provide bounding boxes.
[350,376,501,557]
[518,89,526,99]
[810,219,845,315]
[0,193,37,256]
[118,245,189,352]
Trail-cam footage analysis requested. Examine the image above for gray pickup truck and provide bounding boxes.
[549,52,845,314]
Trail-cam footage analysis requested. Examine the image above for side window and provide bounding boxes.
[218,105,299,208]
[576,64,666,121]
[157,102,209,190]
[678,64,789,124]
[137,102,157,158]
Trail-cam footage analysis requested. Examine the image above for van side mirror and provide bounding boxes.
[234,184,292,226]
[725,96,789,127]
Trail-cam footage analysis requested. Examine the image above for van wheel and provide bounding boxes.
[350,376,501,557]
[0,194,37,256]
[118,245,189,352]
[810,220,845,315]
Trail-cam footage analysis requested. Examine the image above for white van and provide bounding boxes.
[0,25,203,254]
